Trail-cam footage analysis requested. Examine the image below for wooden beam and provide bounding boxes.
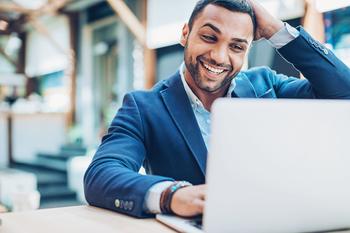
[141,0,156,89]
[144,48,156,89]
[106,0,147,47]
[0,0,70,16]
[66,12,78,127]
[33,0,71,17]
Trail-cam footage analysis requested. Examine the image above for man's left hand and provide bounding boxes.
[247,0,284,40]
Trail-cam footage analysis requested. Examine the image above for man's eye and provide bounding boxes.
[230,44,244,51]
[201,35,216,42]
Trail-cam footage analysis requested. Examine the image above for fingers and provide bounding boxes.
[170,184,207,217]
[193,198,205,214]
[195,184,206,199]
[246,0,284,40]
[194,185,206,214]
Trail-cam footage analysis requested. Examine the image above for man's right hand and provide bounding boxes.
[170,184,206,217]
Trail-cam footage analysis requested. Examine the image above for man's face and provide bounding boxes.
[181,4,254,93]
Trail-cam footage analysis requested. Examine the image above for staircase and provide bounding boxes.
[10,144,87,208]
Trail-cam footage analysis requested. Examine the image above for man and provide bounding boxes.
[84,0,350,218]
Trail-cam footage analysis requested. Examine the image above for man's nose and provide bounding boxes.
[209,44,229,66]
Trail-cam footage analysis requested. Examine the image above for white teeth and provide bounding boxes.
[203,62,224,74]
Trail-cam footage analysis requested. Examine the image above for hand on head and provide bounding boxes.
[246,0,284,40]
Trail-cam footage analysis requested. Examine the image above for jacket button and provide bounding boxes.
[115,199,120,208]
[323,48,329,55]
[128,201,134,210]
[123,201,129,210]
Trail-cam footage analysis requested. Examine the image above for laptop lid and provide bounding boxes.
[204,99,350,233]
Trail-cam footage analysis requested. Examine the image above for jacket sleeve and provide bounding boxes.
[84,92,174,218]
[272,27,350,99]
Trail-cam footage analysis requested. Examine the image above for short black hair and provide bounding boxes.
[188,0,257,35]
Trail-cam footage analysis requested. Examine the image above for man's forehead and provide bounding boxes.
[193,4,254,40]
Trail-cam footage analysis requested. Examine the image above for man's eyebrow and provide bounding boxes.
[201,23,221,34]
[231,38,248,45]
[201,23,249,45]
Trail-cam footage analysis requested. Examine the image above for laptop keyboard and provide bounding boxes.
[188,215,203,230]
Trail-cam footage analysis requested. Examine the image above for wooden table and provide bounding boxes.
[0,205,175,233]
[1,205,350,233]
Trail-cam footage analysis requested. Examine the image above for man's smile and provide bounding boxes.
[203,62,225,74]
[198,58,231,80]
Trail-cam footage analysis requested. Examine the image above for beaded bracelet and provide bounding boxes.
[160,181,192,214]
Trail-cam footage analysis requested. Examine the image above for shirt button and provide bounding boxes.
[114,199,120,208]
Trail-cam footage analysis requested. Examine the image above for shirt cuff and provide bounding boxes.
[268,23,300,49]
[143,181,174,213]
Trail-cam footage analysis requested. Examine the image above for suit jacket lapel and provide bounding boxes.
[232,73,258,98]
[160,72,207,176]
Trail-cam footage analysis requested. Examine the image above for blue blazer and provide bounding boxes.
[84,27,350,218]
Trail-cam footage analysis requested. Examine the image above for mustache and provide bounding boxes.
[197,56,232,71]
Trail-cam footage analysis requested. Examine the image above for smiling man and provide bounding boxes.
[84,0,350,218]
[181,3,255,110]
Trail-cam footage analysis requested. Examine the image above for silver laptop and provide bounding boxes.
[157,99,350,233]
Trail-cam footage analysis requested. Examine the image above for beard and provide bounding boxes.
[184,45,237,93]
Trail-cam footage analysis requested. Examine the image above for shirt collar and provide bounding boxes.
[179,62,236,109]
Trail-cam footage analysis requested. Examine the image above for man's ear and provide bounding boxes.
[180,23,190,47]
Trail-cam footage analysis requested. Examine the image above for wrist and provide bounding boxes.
[159,181,192,214]
[261,20,284,39]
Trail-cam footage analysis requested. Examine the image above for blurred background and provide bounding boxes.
[0,0,349,213]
